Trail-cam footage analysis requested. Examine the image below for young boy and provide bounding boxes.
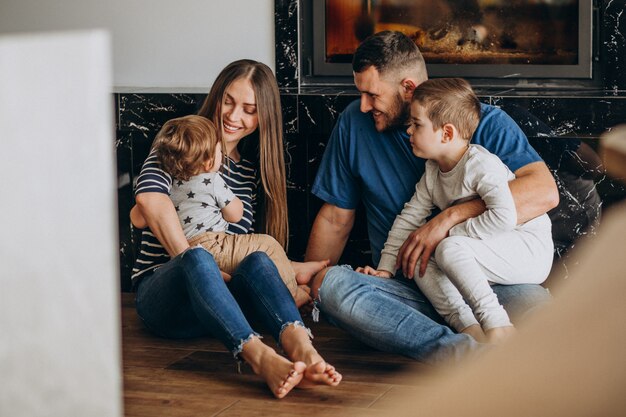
[359,79,554,343]
[131,115,326,306]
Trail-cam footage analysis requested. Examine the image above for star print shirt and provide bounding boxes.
[170,172,235,239]
[131,150,257,285]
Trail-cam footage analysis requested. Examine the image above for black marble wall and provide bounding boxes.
[116,0,626,291]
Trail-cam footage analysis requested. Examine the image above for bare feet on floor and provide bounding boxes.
[280,325,342,389]
[241,337,306,399]
[298,358,342,389]
[291,259,330,285]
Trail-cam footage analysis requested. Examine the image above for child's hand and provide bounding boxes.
[356,266,393,278]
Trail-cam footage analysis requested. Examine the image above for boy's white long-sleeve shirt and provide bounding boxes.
[378,144,551,274]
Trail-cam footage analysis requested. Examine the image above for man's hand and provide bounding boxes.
[356,265,393,278]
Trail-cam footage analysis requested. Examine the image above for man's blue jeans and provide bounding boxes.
[316,265,551,364]
[135,247,304,357]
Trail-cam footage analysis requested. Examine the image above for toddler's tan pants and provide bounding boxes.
[187,232,297,297]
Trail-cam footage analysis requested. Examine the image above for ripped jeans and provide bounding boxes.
[136,247,306,357]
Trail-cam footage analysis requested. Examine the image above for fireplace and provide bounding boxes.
[299,0,601,88]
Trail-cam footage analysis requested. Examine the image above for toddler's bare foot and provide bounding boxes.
[461,324,487,343]
[485,325,516,345]
[293,285,312,308]
[291,259,330,285]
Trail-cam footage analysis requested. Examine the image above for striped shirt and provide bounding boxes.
[131,150,258,284]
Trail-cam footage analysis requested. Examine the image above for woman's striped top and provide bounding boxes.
[131,150,258,284]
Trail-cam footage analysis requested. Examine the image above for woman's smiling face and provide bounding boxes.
[221,77,259,151]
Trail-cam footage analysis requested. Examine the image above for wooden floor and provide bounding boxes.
[121,292,435,416]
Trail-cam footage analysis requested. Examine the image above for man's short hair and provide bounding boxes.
[352,30,427,83]
[412,78,481,141]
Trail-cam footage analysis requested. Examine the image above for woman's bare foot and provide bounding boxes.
[280,325,342,388]
[240,337,306,398]
[485,325,516,344]
[299,360,342,389]
[291,259,330,285]
[461,324,487,343]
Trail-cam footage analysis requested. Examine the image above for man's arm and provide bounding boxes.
[135,192,190,258]
[305,203,355,265]
[510,161,559,223]
[398,161,558,277]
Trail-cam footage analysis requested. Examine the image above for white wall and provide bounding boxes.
[0,0,275,90]
[0,30,122,417]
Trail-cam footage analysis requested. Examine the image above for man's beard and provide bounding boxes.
[375,92,410,132]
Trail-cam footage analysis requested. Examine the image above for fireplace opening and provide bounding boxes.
[300,0,600,88]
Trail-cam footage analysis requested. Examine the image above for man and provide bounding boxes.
[305,31,558,363]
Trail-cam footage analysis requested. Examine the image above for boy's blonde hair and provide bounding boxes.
[412,78,481,141]
[152,115,220,181]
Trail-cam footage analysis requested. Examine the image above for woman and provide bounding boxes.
[131,59,341,398]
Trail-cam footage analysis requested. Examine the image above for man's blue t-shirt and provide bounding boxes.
[312,99,542,265]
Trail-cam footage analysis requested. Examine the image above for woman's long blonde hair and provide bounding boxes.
[197,59,289,249]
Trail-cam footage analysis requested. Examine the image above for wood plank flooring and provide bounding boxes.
[121,293,435,416]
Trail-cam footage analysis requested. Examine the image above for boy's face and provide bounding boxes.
[406,102,444,159]
[204,142,223,173]
[354,66,409,132]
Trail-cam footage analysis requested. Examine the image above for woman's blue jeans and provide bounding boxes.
[135,247,304,357]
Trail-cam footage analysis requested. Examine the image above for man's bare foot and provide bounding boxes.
[240,337,306,398]
[280,325,342,388]
[461,324,487,343]
[293,285,312,308]
[291,259,330,285]
[485,325,516,344]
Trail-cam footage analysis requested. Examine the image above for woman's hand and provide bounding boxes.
[356,266,393,278]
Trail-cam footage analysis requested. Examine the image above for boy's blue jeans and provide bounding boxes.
[135,247,304,357]
[316,265,552,364]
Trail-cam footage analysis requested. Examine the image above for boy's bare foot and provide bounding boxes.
[291,259,330,285]
[240,337,306,399]
[485,325,516,344]
[461,324,487,343]
[280,325,342,388]
[293,285,312,308]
